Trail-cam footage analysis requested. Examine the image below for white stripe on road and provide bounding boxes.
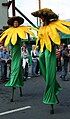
[0,106,31,116]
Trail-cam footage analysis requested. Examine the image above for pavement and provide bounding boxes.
[0,73,70,119]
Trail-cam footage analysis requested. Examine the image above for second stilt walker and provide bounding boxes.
[31,8,70,114]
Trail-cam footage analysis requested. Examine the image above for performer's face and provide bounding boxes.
[13,21,19,28]
[40,16,45,22]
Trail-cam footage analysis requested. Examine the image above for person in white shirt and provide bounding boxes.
[31,45,38,76]
[21,45,29,80]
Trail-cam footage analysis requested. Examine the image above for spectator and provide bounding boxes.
[68,45,70,73]
[35,46,40,75]
[1,47,10,82]
[60,45,69,81]
[31,45,38,76]
[0,46,3,59]
[0,46,3,81]
[21,45,29,80]
[56,46,61,71]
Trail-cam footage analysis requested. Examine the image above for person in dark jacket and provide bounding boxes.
[61,45,69,81]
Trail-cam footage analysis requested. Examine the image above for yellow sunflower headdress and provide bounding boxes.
[0,16,35,46]
[31,8,70,52]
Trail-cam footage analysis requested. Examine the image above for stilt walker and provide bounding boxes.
[31,8,70,114]
[0,16,34,102]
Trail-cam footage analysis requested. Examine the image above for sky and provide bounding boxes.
[9,0,70,26]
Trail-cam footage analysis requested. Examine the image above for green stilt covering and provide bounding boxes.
[39,48,61,104]
[5,38,24,87]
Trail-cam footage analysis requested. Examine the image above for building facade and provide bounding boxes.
[0,0,8,30]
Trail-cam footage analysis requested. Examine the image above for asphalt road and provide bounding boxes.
[0,74,70,119]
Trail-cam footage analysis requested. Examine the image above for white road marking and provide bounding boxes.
[0,106,31,116]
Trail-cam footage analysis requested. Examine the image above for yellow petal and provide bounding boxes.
[60,20,70,26]
[36,37,39,46]
[38,26,52,52]
[37,27,44,52]
[11,32,17,45]
[38,26,45,36]
[31,27,39,32]
[4,27,13,34]
[54,21,70,34]
[47,25,61,45]
[24,26,37,37]
[17,26,34,39]
[40,38,44,52]
[0,33,7,42]
[26,29,36,37]
[0,32,5,37]
[4,32,13,46]
[20,26,31,32]
[20,26,28,30]
[0,27,14,42]
[38,27,42,35]
[16,28,26,39]
[45,33,52,52]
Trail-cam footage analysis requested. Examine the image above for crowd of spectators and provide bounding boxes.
[0,44,10,82]
[56,44,70,81]
[21,44,39,81]
[0,43,70,82]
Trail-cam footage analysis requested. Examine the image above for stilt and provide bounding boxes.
[56,96,60,104]
[19,87,23,97]
[10,87,15,102]
[50,104,54,114]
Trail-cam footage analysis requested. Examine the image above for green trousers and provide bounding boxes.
[39,48,61,104]
[5,39,24,87]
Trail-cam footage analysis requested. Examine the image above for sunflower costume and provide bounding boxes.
[0,16,34,88]
[31,8,70,111]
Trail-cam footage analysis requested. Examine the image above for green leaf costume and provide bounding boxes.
[39,48,61,104]
[5,38,24,87]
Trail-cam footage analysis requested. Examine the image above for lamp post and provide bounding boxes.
[39,0,41,26]
[37,0,41,26]
[12,0,15,16]
[39,0,41,10]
